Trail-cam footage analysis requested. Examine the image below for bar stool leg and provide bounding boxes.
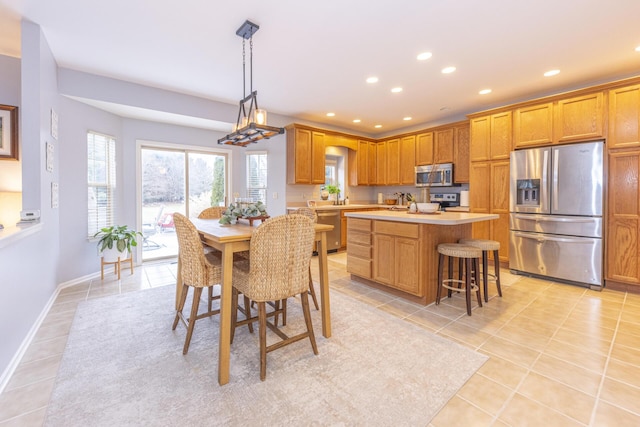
[447,256,454,298]
[482,251,489,302]
[473,258,483,308]
[464,258,472,316]
[493,249,503,297]
[436,253,444,304]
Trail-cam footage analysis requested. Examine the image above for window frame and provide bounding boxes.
[246,150,268,205]
[87,131,117,238]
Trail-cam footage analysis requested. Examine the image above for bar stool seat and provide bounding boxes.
[459,238,503,302]
[436,243,483,316]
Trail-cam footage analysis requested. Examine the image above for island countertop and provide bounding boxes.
[344,210,498,225]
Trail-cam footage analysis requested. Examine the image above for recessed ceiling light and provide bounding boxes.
[441,66,456,74]
[326,112,335,117]
[635,46,640,52]
[403,117,412,121]
[479,89,492,95]
[391,87,403,93]
[374,124,382,128]
[366,76,379,84]
[417,52,432,61]
[544,69,560,77]
[439,107,449,111]
[353,119,361,123]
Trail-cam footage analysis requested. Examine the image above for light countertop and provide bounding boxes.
[344,210,498,225]
[287,204,406,211]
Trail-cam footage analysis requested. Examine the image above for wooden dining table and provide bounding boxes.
[176,218,334,386]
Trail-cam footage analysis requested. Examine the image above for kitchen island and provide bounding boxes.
[344,210,498,305]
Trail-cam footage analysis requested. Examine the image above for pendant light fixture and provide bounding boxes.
[217,20,284,146]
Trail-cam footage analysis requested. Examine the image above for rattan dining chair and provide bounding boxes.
[172,213,252,354]
[198,206,227,219]
[294,207,320,310]
[231,214,319,381]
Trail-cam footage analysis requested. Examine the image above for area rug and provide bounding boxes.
[44,285,487,426]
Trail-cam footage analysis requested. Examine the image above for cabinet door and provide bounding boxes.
[490,111,512,160]
[606,150,640,285]
[434,128,454,163]
[288,128,312,184]
[368,141,377,185]
[609,85,640,149]
[454,125,470,183]
[490,161,511,262]
[470,162,491,239]
[470,116,491,162]
[514,103,554,148]
[386,139,400,185]
[415,132,434,166]
[373,234,394,285]
[554,92,604,143]
[376,141,387,185]
[400,135,416,185]
[394,238,421,295]
[349,140,369,185]
[311,131,326,184]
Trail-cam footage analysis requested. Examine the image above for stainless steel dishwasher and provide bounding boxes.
[315,210,341,252]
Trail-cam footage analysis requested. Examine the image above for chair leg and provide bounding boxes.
[258,302,268,381]
[172,284,189,330]
[282,298,287,326]
[208,286,213,312]
[473,258,483,308]
[300,292,319,355]
[244,295,254,333]
[183,287,202,355]
[482,251,489,302]
[493,249,503,297]
[308,266,319,310]
[231,288,239,344]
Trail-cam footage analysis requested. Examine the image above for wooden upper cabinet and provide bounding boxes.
[375,142,387,185]
[470,116,491,162]
[386,138,401,185]
[454,125,470,183]
[348,140,369,186]
[514,102,554,148]
[415,132,434,166]
[609,84,640,149]
[400,135,416,185]
[286,126,325,184]
[554,92,605,143]
[490,111,512,160]
[434,128,454,163]
[368,141,377,185]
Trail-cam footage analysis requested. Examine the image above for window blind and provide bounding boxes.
[87,131,116,237]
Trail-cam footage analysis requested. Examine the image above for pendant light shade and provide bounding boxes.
[218,20,284,147]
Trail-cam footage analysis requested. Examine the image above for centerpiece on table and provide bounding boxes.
[219,200,269,225]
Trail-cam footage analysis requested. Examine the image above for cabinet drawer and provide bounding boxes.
[347,218,371,231]
[347,230,371,246]
[373,221,419,238]
[347,255,371,278]
[348,243,371,259]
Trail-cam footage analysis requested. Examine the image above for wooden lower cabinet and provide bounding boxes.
[346,218,372,279]
[606,149,640,288]
[373,221,421,296]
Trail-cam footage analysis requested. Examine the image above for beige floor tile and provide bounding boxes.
[0,407,47,427]
[20,335,68,365]
[480,336,541,368]
[494,325,551,351]
[614,330,640,351]
[58,282,90,295]
[376,298,422,319]
[477,356,528,390]
[31,318,73,343]
[618,320,640,339]
[503,314,559,337]
[544,339,607,374]
[439,321,492,348]
[498,393,584,427]
[552,327,613,356]
[620,310,640,325]
[531,354,602,396]
[599,377,640,415]
[457,374,513,416]
[517,372,595,424]
[5,355,62,391]
[592,400,640,427]
[610,343,640,366]
[53,290,88,305]
[352,289,396,307]
[405,309,453,331]
[47,299,80,316]
[424,302,467,320]
[456,313,507,335]
[431,395,494,427]
[606,358,640,389]
[0,379,55,422]
[564,310,620,331]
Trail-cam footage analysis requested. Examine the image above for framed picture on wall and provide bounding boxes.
[0,105,19,160]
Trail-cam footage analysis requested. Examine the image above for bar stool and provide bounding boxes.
[436,243,483,316]
[459,238,503,303]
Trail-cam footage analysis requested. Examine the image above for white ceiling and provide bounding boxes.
[1,0,639,136]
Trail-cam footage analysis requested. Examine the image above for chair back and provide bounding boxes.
[198,206,226,219]
[293,207,318,223]
[247,215,315,301]
[173,213,211,288]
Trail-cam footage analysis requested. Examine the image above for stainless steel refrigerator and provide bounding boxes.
[509,140,604,288]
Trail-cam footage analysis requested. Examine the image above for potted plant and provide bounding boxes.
[93,225,142,261]
[325,184,340,204]
[219,200,268,225]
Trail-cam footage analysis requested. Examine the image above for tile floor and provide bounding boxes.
[1,253,640,426]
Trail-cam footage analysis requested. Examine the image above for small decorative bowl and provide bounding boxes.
[384,199,397,205]
[416,202,440,213]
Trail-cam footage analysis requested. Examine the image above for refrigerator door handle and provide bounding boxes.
[512,214,597,223]
[552,148,559,211]
[512,231,597,244]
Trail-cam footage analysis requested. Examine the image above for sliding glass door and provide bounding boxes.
[140,145,228,261]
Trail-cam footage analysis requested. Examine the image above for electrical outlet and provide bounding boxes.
[272,192,278,199]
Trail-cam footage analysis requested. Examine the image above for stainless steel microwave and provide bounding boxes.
[415,163,454,187]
